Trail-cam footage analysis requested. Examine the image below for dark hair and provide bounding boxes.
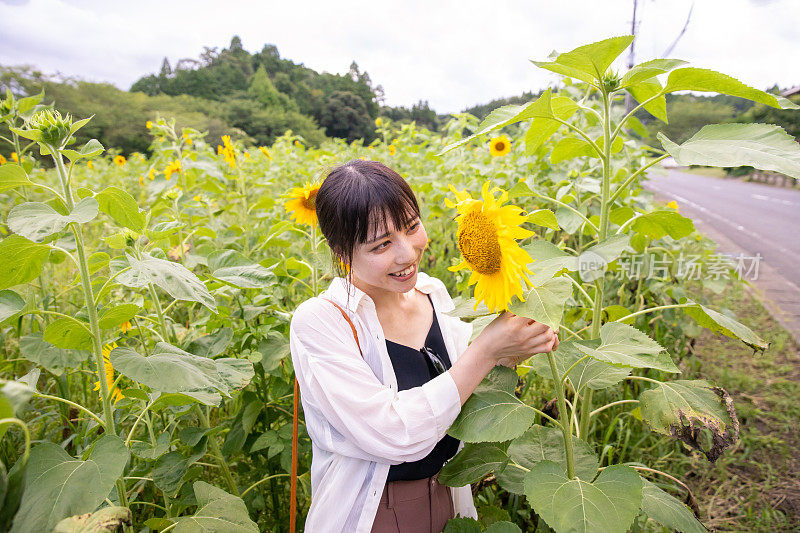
[316,159,420,280]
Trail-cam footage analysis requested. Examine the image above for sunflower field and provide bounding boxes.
[1,36,798,532]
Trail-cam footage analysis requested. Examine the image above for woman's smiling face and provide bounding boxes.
[349,210,428,296]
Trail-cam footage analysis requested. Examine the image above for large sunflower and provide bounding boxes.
[284,181,322,227]
[489,135,511,157]
[446,182,534,312]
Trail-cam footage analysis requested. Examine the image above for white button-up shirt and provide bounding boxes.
[289,271,480,532]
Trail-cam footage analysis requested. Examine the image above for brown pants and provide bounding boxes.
[370,472,455,533]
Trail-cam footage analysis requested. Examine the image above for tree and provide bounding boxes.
[319,90,374,142]
[159,57,172,78]
[248,66,296,111]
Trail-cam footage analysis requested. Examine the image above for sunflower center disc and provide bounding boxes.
[302,191,317,210]
[494,142,505,151]
[458,211,502,275]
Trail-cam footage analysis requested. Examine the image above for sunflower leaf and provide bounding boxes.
[440,89,576,154]
[531,35,635,85]
[509,276,571,330]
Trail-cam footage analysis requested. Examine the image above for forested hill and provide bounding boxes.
[131,36,379,144]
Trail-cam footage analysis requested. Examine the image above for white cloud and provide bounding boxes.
[1,0,798,114]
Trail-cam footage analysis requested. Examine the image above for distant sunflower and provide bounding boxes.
[446,182,534,312]
[489,136,511,157]
[284,181,322,227]
[113,155,126,166]
[94,342,123,404]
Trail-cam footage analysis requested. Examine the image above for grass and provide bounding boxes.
[665,281,800,532]
[682,166,729,179]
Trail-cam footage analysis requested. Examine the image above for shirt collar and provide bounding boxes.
[323,271,455,314]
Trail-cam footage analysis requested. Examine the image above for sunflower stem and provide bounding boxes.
[579,85,613,439]
[548,352,575,479]
[52,148,129,512]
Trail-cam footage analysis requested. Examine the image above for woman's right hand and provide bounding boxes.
[474,312,558,365]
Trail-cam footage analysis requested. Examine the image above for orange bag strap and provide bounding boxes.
[290,298,362,532]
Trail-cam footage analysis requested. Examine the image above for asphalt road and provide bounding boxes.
[642,168,800,290]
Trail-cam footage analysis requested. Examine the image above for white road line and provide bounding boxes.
[749,193,796,206]
[648,184,800,261]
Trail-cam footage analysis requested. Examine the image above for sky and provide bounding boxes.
[1,0,798,114]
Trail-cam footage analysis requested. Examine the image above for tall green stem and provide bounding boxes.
[193,404,239,495]
[548,353,575,479]
[146,278,240,497]
[52,151,129,509]
[579,88,613,439]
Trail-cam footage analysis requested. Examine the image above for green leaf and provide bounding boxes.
[7,198,99,242]
[111,344,221,394]
[168,481,259,532]
[438,442,509,487]
[207,250,276,288]
[621,58,688,87]
[630,210,695,240]
[149,392,220,411]
[440,89,576,154]
[664,67,799,109]
[523,241,577,285]
[448,367,535,443]
[9,126,42,142]
[98,304,139,330]
[527,339,630,392]
[531,35,634,85]
[53,506,131,533]
[628,78,668,122]
[496,425,598,495]
[524,462,643,533]
[121,253,217,312]
[10,435,128,533]
[551,137,593,163]
[509,276,571,330]
[147,220,184,241]
[0,164,33,193]
[250,430,284,458]
[59,139,104,163]
[574,322,679,372]
[16,90,44,114]
[185,328,233,358]
[215,358,255,393]
[69,116,93,135]
[131,431,171,461]
[0,235,53,290]
[443,518,483,533]
[527,209,559,231]
[658,123,800,179]
[95,186,145,231]
[523,95,579,155]
[0,381,33,417]
[19,334,90,375]
[152,451,193,495]
[43,317,93,350]
[0,289,25,322]
[584,233,631,265]
[640,479,706,533]
[0,381,32,441]
[680,297,767,350]
[639,379,739,462]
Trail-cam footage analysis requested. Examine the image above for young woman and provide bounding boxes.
[289,160,558,532]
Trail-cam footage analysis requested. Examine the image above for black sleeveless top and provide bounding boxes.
[385,293,461,481]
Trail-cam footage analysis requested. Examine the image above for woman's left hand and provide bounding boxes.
[496,327,559,367]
